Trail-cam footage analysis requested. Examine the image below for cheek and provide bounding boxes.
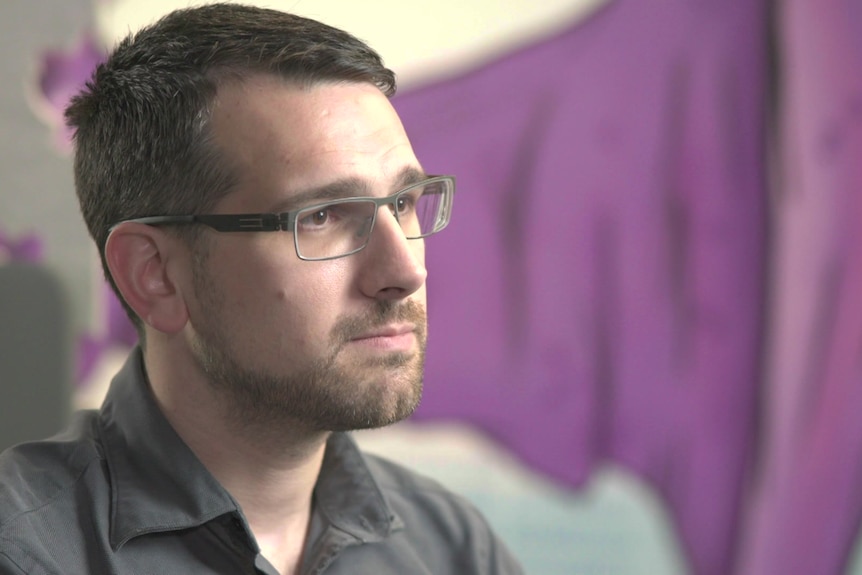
[273,258,348,306]
[268,259,351,345]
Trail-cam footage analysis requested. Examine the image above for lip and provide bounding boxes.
[349,324,417,351]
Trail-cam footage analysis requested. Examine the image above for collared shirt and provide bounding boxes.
[0,348,523,574]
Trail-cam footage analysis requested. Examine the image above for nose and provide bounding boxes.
[356,205,427,300]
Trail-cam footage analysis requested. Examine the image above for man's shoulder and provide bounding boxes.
[352,447,525,573]
[360,449,460,499]
[0,410,104,529]
[358,448,490,534]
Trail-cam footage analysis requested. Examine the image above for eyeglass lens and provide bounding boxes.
[294,179,450,260]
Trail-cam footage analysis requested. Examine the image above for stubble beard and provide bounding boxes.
[189,266,427,434]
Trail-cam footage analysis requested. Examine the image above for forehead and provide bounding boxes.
[208,76,418,208]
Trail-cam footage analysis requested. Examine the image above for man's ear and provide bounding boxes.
[104,223,190,334]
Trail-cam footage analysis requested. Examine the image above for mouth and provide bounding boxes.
[348,323,418,351]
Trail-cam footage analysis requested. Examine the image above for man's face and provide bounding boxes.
[183,76,429,432]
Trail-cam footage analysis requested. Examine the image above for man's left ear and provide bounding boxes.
[104,222,190,334]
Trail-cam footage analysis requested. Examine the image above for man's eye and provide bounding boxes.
[300,209,330,227]
[396,196,415,214]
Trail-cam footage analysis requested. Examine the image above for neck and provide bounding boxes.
[143,342,329,574]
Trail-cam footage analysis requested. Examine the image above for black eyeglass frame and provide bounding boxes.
[111,175,455,261]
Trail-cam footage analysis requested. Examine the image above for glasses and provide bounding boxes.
[114,175,455,261]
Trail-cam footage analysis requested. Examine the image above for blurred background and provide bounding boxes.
[2,1,862,573]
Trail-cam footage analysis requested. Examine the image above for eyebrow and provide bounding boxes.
[269,166,428,213]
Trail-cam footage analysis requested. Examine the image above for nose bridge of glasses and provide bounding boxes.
[372,196,403,234]
[341,197,395,242]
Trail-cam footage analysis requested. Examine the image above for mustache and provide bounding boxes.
[332,299,427,343]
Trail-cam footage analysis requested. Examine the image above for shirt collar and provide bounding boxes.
[98,347,401,550]
[99,347,238,550]
[315,433,404,542]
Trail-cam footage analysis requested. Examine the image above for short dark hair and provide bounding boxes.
[65,3,397,334]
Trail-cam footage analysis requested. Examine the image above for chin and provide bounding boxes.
[324,378,423,432]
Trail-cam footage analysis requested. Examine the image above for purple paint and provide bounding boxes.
[394,2,768,574]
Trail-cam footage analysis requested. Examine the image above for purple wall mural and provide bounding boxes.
[0,231,43,264]
[737,0,862,573]
[396,2,766,574]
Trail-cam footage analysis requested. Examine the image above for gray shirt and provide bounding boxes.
[0,348,524,574]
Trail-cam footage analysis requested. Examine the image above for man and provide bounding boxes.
[0,4,523,574]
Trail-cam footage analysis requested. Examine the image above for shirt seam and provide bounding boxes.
[0,449,103,534]
[1,537,49,574]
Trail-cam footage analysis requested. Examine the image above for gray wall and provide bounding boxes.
[1,0,95,334]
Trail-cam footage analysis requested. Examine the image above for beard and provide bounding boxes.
[188,263,426,433]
